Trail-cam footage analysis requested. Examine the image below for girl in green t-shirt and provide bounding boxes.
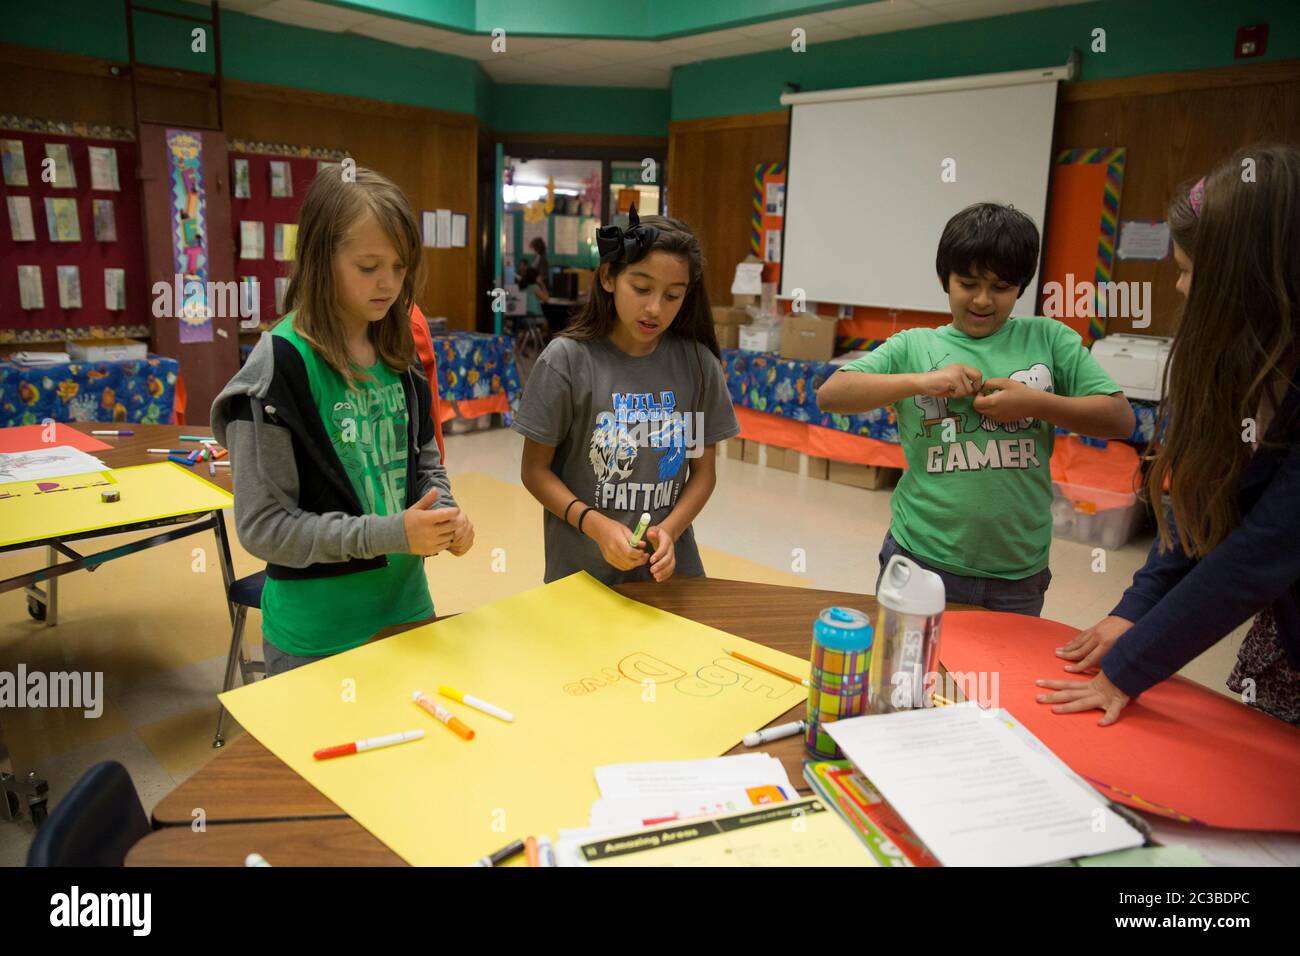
[212,164,475,675]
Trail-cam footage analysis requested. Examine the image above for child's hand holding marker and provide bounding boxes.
[917,363,984,398]
[586,511,650,572]
[972,376,1043,424]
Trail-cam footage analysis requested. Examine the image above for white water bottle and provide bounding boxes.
[868,554,946,714]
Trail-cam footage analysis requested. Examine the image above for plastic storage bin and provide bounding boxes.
[1050,480,1146,550]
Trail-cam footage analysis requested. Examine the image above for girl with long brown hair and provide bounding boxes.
[513,207,739,585]
[1039,144,1300,725]
[211,164,475,675]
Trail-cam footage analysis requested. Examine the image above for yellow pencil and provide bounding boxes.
[726,650,810,688]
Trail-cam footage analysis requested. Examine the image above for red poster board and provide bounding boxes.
[941,610,1300,832]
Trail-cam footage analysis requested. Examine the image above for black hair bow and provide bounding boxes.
[595,204,658,265]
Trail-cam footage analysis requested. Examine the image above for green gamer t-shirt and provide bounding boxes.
[260,317,434,656]
[838,317,1121,579]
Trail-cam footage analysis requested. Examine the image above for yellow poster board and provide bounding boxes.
[0,462,232,547]
[219,572,813,867]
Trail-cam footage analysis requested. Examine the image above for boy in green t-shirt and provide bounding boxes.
[818,203,1135,615]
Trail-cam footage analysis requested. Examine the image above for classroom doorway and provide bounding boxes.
[486,141,666,379]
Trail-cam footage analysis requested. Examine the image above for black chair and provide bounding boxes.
[213,569,267,747]
[26,761,149,866]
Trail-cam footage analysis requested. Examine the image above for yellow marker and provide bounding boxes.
[439,685,514,723]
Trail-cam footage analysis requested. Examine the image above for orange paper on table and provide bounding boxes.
[0,424,110,453]
[939,611,1300,832]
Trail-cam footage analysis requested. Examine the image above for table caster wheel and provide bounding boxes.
[27,596,47,621]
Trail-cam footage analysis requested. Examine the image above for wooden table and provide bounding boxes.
[128,577,885,866]
[1,423,235,823]
[1,422,235,625]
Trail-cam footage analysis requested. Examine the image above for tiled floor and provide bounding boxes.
[0,425,1247,865]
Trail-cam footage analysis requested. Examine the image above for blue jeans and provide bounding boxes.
[876,529,1051,617]
[263,640,331,677]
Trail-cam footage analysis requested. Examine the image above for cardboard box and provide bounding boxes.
[775,448,830,478]
[743,441,780,467]
[738,324,780,353]
[828,460,900,490]
[724,438,745,461]
[779,312,837,362]
[711,306,752,326]
[715,323,739,350]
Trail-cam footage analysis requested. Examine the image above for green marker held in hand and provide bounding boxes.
[629,511,651,549]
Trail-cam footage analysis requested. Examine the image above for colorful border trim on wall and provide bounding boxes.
[0,114,136,141]
[0,324,151,345]
[228,138,349,160]
[1055,147,1126,344]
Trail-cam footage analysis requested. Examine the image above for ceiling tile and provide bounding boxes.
[837,8,946,33]
[261,0,375,28]
[818,0,920,21]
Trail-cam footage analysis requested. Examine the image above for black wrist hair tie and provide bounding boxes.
[577,506,594,535]
[563,498,581,524]
[595,204,659,266]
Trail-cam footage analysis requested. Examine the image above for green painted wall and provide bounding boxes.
[671,0,1300,120]
[8,0,1298,136]
[6,0,493,121]
[491,84,669,136]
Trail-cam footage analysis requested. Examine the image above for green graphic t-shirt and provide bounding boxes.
[261,317,433,656]
[839,317,1121,579]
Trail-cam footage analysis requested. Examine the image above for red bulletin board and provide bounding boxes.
[0,126,149,342]
[228,151,327,328]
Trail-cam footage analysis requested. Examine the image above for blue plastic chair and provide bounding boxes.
[26,761,149,866]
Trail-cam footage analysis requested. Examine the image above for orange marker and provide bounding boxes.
[413,690,474,740]
[525,835,539,867]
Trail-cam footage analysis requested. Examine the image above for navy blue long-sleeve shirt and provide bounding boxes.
[1101,378,1300,698]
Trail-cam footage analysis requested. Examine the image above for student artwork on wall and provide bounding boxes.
[269,161,292,198]
[44,197,80,241]
[1,139,27,186]
[88,146,120,191]
[92,199,116,242]
[17,265,43,309]
[165,127,212,343]
[6,196,35,241]
[44,143,75,188]
[104,267,126,311]
[1039,147,1127,345]
[0,118,148,343]
[233,158,250,199]
[56,265,82,309]
[228,141,346,327]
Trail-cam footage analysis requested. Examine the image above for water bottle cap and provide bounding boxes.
[814,606,873,651]
[878,555,946,616]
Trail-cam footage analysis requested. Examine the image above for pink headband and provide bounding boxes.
[1189,177,1206,217]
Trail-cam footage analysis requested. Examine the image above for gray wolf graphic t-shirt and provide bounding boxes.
[512,334,740,585]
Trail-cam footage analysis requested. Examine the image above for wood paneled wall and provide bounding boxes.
[0,42,480,331]
[667,60,1300,339]
[666,111,789,310]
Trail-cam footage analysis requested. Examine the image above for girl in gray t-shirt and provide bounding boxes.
[513,210,739,586]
